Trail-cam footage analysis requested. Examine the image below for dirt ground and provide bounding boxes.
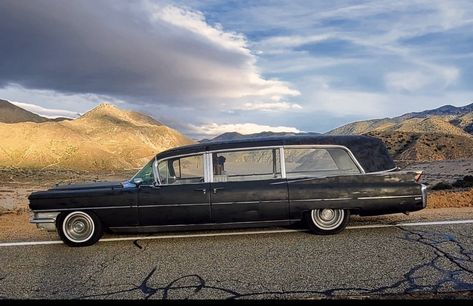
[401,158,473,185]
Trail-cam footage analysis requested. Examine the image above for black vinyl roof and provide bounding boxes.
[155,135,396,173]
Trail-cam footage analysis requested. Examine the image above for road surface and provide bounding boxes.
[1,211,473,299]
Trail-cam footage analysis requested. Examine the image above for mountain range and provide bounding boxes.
[199,131,321,143]
[203,103,473,162]
[0,100,193,170]
[326,103,473,161]
[327,103,473,136]
[2,99,473,170]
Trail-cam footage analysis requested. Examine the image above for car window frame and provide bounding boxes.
[282,145,365,176]
[208,146,284,183]
[155,153,207,186]
[154,144,366,185]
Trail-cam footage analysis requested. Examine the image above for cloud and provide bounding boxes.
[385,66,459,93]
[188,122,301,137]
[235,102,303,111]
[256,34,334,54]
[0,0,298,108]
[10,101,80,119]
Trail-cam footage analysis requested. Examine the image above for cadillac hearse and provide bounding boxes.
[29,135,427,246]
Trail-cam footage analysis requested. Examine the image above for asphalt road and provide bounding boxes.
[1,216,473,299]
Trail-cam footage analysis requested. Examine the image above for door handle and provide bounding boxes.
[213,187,224,194]
[194,188,207,195]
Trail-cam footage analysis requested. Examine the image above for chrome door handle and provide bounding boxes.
[213,187,224,194]
[194,188,207,195]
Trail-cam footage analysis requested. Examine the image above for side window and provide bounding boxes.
[284,147,360,178]
[132,159,155,185]
[212,148,281,182]
[158,154,204,185]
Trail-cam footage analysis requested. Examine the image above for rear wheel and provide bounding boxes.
[307,208,350,235]
[56,211,103,247]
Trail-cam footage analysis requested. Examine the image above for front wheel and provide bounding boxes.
[56,211,103,247]
[307,208,350,235]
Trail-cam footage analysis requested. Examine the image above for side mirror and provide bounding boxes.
[133,178,143,187]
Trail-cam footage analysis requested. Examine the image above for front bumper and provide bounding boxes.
[30,211,60,232]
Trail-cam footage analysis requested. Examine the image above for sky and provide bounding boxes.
[1,0,472,139]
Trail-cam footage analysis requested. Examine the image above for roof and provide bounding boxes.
[155,135,396,173]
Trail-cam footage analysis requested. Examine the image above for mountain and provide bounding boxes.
[0,99,73,123]
[400,103,473,119]
[0,99,50,123]
[365,130,473,161]
[327,102,473,162]
[0,103,194,170]
[200,131,321,143]
[327,103,473,136]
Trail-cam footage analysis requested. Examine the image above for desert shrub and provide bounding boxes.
[431,182,453,190]
[463,175,473,182]
[452,177,473,188]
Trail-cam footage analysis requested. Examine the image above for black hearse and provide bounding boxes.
[29,135,427,246]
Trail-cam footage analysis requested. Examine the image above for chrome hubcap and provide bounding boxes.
[320,209,335,221]
[311,209,344,230]
[63,212,95,243]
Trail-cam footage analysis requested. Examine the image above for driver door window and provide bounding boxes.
[158,154,204,185]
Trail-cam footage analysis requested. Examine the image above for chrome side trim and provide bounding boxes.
[139,203,209,208]
[110,219,301,230]
[365,167,399,175]
[291,197,352,202]
[212,200,288,205]
[32,206,134,213]
[357,195,422,200]
[30,218,56,224]
[207,145,283,154]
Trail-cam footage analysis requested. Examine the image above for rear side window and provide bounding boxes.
[212,148,281,182]
[284,147,360,178]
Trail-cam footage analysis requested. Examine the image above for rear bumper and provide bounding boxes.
[421,183,428,208]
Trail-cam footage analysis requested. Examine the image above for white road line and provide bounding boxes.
[1,219,473,247]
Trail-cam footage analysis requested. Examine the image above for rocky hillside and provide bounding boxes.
[0,99,50,123]
[327,103,473,162]
[327,103,473,136]
[0,103,194,170]
[365,131,473,161]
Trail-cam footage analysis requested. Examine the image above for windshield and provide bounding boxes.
[131,159,155,185]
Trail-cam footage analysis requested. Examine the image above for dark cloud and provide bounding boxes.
[0,0,295,107]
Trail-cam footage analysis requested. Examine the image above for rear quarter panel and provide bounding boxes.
[287,172,424,219]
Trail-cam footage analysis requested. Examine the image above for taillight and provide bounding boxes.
[415,171,423,183]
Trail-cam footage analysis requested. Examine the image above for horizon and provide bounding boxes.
[1,1,473,139]
[4,98,473,141]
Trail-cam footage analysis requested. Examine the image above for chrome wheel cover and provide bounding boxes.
[311,209,344,230]
[62,212,95,243]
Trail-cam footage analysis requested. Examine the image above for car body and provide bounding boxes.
[29,135,427,246]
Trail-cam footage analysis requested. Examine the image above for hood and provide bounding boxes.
[28,181,126,201]
[49,181,124,191]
